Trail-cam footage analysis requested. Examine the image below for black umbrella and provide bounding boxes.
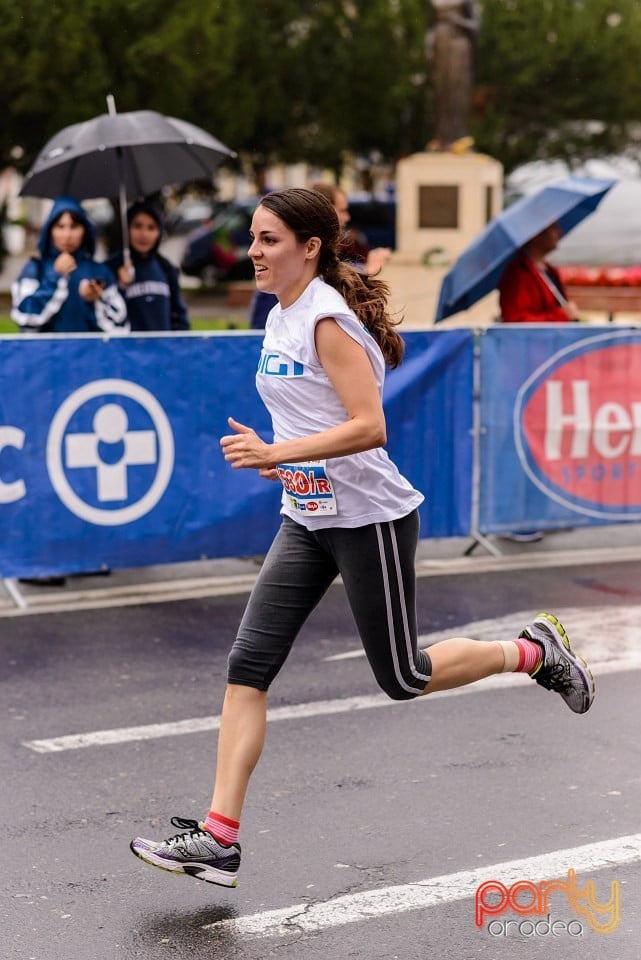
[20,95,236,264]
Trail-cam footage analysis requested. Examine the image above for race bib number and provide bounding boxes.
[276,460,337,515]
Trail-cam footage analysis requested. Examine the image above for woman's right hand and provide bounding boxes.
[565,299,582,321]
[53,252,77,276]
[220,417,276,470]
[365,247,391,275]
[117,263,135,286]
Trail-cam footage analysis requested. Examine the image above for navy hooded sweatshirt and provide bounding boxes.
[11,196,128,334]
[106,201,190,332]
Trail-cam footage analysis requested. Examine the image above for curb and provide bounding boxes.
[3,542,640,618]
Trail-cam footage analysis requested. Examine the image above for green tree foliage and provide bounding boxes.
[2,0,641,180]
[284,0,429,170]
[474,0,641,173]
[0,0,108,163]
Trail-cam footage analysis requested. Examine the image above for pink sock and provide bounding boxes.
[513,637,543,674]
[203,810,240,846]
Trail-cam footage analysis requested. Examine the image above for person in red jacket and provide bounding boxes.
[498,222,580,323]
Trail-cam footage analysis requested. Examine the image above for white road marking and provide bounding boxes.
[204,833,641,939]
[324,649,364,661]
[24,695,395,753]
[23,606,641,754]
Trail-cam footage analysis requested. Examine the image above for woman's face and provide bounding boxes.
[248,205,319,307]
[332,189,351,229]
[529,222,562,257]
[51,212,85,254]
[129,212,160,255]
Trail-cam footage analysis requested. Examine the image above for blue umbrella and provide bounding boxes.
[434,175,616,322]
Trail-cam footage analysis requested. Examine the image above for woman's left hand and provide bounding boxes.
[259,468,280,481]
[79,278,105,302]
[220,417,275,469]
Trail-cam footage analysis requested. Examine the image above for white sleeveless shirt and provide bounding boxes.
[256,277,424,529]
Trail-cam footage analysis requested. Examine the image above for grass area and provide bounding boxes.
[0,315,247,333]
[190,316,249,331]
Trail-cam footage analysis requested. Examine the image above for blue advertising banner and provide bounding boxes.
[479,325,641,533]
[0,329,474,578]
[384,328,473,539]
[0,333,279,577]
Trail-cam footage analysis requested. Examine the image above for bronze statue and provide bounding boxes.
[426,0,480,151]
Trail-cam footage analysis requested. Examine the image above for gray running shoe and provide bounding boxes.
[519,612,595,714]
[130,816,240,886]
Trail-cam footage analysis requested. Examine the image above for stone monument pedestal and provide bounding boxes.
[395,151,503,264]
[382,150,503,326]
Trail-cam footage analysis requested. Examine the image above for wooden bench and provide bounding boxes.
[225,282,255,308]
[565,285,641,321]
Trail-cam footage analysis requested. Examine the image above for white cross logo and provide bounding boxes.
[65,404,157,502]
[47,379,174,526]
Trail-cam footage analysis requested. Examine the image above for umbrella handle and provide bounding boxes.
[107,94,132,272]
[118,176,131,269]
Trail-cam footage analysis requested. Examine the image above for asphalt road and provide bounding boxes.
[3,558,641,960]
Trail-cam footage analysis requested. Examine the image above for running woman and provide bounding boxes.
[130,188,594,888]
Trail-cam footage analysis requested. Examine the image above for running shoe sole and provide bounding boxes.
[130,840,239,887]
[531,612,595,714]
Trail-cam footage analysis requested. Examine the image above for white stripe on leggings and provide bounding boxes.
[374,522,430,695]
[387,520,432,686]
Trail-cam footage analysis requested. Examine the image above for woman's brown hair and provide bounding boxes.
[258,188,404,367]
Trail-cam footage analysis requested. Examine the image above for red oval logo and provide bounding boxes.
[520,341,641,511]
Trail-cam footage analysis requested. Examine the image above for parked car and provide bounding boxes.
[165,197,221,236]
[180,200,257,284]
[347,198,396,250]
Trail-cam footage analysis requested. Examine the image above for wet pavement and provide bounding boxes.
[2,548,641,960]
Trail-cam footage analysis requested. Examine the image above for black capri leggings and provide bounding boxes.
[227,510,431,700]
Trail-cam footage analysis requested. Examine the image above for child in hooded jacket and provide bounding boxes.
[107,200,189,332]
[11,196,128,334]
